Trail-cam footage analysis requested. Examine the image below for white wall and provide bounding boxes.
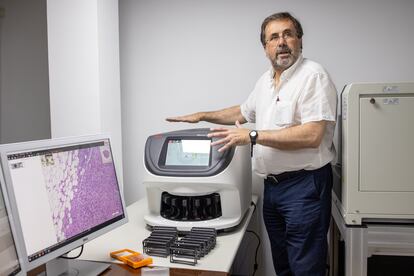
[0,0,124,209]
[120,0,414,203]
[96,0,123,186]
[0,0,50,144]
[47,0,101,137]
[47,0,123,186]
[119,0,414,275]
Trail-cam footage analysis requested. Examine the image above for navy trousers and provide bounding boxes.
[263,163,332,276]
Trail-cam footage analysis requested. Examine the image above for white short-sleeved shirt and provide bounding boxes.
[240,55,337,177]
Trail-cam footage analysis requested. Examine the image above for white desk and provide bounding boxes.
[77,195,259,273]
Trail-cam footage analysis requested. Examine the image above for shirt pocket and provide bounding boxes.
[273,100,294,127]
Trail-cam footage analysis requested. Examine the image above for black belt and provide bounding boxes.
[266,169,309,184]
[266,163,331,184]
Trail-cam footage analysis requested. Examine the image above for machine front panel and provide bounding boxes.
[338,84,414,223]
[359,95,414,192]
[145,128,234,177]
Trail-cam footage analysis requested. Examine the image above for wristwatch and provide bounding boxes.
[249,130,258,157]
[249,130,258,145]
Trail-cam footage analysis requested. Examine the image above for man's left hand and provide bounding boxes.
[208,121,250,152]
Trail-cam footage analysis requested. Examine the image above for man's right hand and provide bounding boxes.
[166,106,245,125]
[166,112,203,123]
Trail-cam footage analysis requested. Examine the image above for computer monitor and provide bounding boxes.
[0,134,128,274]
[0,176,23,276]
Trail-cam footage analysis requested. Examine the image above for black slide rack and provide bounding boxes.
[142,226,178,257]
[142,226,217,265]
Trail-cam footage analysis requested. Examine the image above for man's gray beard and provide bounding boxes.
[271,56,294,71]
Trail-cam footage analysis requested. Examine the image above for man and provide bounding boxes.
[167,12,337,276]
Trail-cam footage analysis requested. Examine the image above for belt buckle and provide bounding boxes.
[268,175,279,184]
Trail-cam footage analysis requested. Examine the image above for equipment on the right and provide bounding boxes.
[334,82,414,225]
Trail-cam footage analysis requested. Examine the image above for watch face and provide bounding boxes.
[250,131,257,138]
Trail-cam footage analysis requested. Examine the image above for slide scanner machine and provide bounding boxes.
[143,128,252,232]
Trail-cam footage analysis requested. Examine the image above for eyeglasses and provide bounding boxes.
[265,30,297,46]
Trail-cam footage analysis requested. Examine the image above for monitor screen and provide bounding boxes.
[4,137,126,265]
[0,186,21,276]
[165,139,211,166]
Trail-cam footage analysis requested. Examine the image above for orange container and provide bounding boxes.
[110,249,153,269]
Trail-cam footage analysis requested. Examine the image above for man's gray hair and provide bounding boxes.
[260,12,304,47]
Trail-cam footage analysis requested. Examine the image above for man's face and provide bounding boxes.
[264,19,302,73]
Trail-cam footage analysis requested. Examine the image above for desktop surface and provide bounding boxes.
[74,195,258,273]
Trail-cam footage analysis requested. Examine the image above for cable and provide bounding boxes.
[247,201,259,275]
[250,201,257,214]
[246,230,261,276]
[60,245,84,260]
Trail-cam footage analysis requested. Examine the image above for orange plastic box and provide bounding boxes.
[110,249,153,269]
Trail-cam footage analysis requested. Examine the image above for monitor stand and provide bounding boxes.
[46,257,110,276]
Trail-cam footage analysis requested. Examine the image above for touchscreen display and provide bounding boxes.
[165,139,210,166]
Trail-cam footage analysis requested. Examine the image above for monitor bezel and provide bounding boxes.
[0,168,25,275]
[0,134,128,271]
